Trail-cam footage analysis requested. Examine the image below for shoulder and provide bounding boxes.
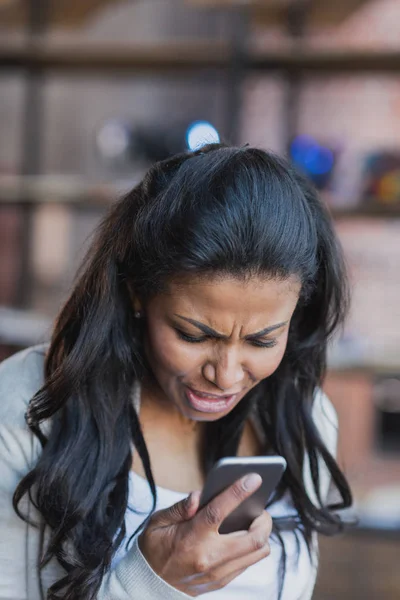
[0,344,47,426]
[0,345,47,475]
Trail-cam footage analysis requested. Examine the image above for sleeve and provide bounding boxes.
[0,348,191,600]
[98,538,191,599]
[0,347,45,600]
[297,389,339,600]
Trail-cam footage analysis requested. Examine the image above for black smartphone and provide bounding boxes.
[199,456,287,534]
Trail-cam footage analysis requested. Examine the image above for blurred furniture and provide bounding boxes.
[0,0,128,28]
[314,530,400,600]
[0,306,51,346]
[1,0,399,313]
[189,0,373,28]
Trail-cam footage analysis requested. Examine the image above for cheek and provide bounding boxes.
[146,327,202,376]
[252,353,281,380]
[253,339,289,381]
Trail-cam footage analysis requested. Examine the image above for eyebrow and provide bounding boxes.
[173,314,288,339]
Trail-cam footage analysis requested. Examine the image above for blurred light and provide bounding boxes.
[290,135,317,163]
[96,120,130,160]
[362,152,400,205]
[186,121,220,151]
[291,135,334,175]
[306,147,334,175]
[290,135,335,189]
[96,119,222,171]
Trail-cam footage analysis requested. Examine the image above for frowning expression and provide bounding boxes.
[140,274,301,422]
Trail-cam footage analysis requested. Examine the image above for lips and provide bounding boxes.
[188,387,236,399]
[185,386,239,414]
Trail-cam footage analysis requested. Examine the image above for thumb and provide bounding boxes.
[153,490,201,527]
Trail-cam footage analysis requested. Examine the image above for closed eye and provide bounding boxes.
[175,330,277,348]
[250,339,278,348]
[176,330,206,344]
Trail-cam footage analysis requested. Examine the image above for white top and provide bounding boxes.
[0,345,337,600]
[111,381,316,599]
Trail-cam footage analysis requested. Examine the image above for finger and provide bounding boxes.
[248,510,273,536]
[186,490,202,518]
[213,520,271,567]
[188,539,271,594]
[194,473,262,533]
[189,521,270,579]
[207,540,271,586]
[152,490,201,527]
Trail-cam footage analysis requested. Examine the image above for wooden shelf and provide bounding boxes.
[0,175,134,205]
[189,1,372,29]
[1,0,372,31]
[253,0,373,29]
[327,362,400,375]
[0,41,230,74]
[0,0,129,28]
[250,48,400,74]
[2,42,400,74]
[329,205,400,219]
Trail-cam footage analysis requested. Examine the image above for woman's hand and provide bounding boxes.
[138,473,272,597]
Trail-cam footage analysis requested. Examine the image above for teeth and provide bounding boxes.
[194,391,230,400]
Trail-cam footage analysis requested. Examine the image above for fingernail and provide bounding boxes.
[242,473,262,492]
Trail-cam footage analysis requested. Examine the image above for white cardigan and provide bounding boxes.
[0,345,338,600]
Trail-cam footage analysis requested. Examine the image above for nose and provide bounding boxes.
[202,345,245,392]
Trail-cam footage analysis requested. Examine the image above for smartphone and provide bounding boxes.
[199,456,287,534]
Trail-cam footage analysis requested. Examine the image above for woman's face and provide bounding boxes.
[139,274,301,422]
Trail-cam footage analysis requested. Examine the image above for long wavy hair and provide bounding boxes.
[14,143,352,599]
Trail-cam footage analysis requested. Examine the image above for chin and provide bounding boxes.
[184,408,229,422]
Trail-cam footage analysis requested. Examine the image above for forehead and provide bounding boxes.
[153,274,301,321]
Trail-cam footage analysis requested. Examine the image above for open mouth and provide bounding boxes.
[185,386,238,413]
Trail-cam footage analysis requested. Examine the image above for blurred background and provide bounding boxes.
[0,0,399,597]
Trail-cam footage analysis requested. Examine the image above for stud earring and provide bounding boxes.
[134,311,143,319]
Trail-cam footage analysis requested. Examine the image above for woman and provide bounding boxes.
[0,144,352,600]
